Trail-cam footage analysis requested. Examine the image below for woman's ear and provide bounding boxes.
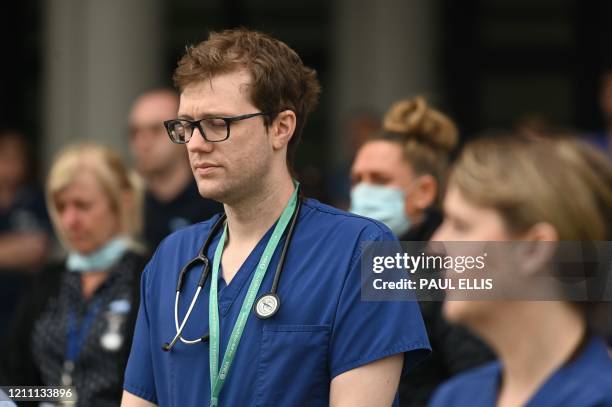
[412,175,438,210]
[516,222,559,276]
[523,222,559,242]
[270,110,297,150]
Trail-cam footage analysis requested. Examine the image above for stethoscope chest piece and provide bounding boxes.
[254,293,280,319]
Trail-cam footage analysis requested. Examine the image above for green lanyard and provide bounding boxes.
[209,185,298,407]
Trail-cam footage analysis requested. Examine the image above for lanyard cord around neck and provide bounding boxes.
[208,185,299,407]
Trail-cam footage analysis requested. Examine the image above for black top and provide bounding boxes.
[143,180,222,252]
[398,208,495,407]
[400,207,444,242]
[0,251,146,407]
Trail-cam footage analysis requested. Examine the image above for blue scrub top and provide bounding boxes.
[430,336,612,407]
[124,198,430,406]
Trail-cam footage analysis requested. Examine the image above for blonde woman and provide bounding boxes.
[1,144,146,406]
[431,135,612,406]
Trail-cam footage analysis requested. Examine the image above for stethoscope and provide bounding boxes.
[162,195,302,352]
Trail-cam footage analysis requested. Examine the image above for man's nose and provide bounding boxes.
[186,127,214,153]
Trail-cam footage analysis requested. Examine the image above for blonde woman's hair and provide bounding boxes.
[449,134,612,241]
[375,96,459,204]
[46,144,143,247]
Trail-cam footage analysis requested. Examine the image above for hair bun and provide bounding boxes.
[383,96,458,152]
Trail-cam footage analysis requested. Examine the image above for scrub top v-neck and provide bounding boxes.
[124,198,431,406]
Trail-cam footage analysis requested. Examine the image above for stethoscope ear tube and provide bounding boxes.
[175,214,225,291]
[164,286,205,351]
[197,257,210,287]
[163,214,227,352]
[162,194,301,351]
[268,197,301,295]
[176,257,197,292]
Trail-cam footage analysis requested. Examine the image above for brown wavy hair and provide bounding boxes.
[173,28,321,173]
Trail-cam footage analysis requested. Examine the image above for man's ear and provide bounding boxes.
[270,110,297,150]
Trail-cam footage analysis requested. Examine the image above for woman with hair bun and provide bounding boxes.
[350,97,494,406]
[351,96,458,240]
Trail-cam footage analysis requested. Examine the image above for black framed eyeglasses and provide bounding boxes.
[164,112,269,144]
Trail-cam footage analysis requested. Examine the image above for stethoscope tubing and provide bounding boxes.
[163,196,301,352]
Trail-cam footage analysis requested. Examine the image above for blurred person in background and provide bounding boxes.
[514,114,580,141]
[514,113,555,139]
[351,96,456,240]
[0,144,147,406]
[0,130,51,340]
[128,89,222,252]
[431,135,612,406]
[350,97,494,406]
[328,109,380,209]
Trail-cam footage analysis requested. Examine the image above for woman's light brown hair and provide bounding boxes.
[448,135,612,241]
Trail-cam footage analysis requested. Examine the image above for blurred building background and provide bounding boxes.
[1,0,611,202]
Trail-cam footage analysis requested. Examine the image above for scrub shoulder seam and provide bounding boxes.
[303,200,390,235]
[155,213,223,250]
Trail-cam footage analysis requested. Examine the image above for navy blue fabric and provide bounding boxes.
[583,132,611,155]
[430,336,612,407]
[143,180,222,252]
[124,198,430,406]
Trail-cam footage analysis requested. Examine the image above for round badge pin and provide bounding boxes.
[100,331,123,351]
[254,293,280,319]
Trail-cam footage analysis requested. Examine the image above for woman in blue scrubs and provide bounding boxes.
[122,28,430,407]
[430,134,612,406]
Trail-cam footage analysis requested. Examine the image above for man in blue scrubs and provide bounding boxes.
[122,28,430,407]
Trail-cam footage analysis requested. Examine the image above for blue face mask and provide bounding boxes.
[350,183,411,237]
[66,237,131,273]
